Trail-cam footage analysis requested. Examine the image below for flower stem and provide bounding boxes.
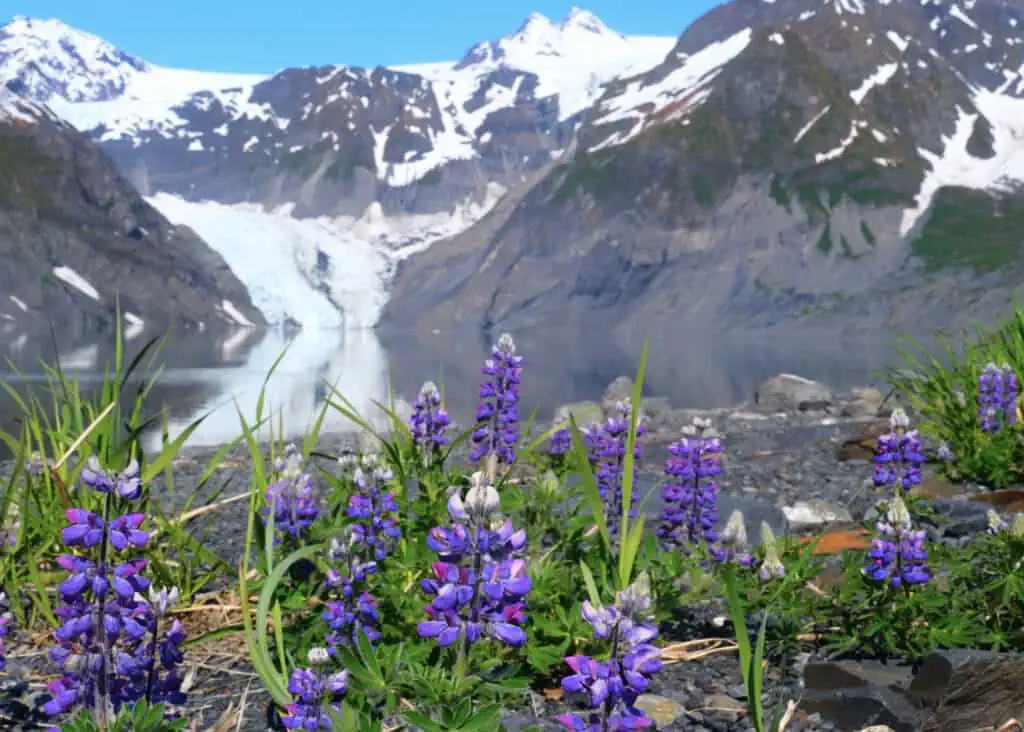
[94,491,113,730]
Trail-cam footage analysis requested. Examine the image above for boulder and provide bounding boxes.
[755,374,833,413]
[910,650,1024,732]
[841,387,886,418]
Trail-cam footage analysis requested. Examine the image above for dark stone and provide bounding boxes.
[909,650,1024,732]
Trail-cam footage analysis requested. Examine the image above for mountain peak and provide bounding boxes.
[0,15,147,103]
[561,6,612,35]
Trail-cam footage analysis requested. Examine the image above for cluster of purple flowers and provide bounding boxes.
[280,648,349,730]
[658,418,721,550]
[322,458,399,652]
[592,402,645,538]
[43,457,187,721]
[864,496,929,588]
[978,362,1018,433]
[873,409,925,493]
[556,574,662,731]
[469,334,523,465]
[864,410,929,589]
[418,472,531,650]
[264,447,321,543]
[409,381,451,456]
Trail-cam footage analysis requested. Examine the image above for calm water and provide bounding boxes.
[0,323,907,459]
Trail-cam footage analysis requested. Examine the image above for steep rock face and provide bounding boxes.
[0,89,264,332]
[380,0,1024,335]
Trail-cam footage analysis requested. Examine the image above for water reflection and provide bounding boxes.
[381,325,905,427]
[149,328,398,452]
[0,321,911,459]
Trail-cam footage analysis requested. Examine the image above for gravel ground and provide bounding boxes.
[0,395,1000,731]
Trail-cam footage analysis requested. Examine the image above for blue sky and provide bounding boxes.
[4,1,715,73]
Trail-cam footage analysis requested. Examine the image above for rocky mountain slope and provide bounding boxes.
[380,0,1024,336]
[0,87,264,333]
[0,11,676,328]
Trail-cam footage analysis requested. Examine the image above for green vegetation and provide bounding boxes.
[909,187,1024,273]
[860,220,876,246]
[815,222,833,253]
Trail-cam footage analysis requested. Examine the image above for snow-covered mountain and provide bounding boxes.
[0,8,675,329]
[380,0,1024,339]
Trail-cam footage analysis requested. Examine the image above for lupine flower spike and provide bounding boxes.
[864,496,929,589]
[322,459,398,652]
[874,409,925,496]
[758,522,786,583]
[409,381,451,458]
[591,400,644,540]
[280,648,349,730]
[265,445,320,544]
[0,592,11,671]
[658,418,720,551]
[418,471,531,675]
[43,458,188,723]
[469,333,523,465]
[711,509,755,566]
[557,573,663,731]
[978,363,1018,434]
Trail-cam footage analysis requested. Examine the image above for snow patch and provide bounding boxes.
[850,63,899,104]
[887,31,910,52]
[123,312,145,340]
[794,105,831,143]
[220,300,255,328]
[901,93,1024,236]
[53,266,100,300]
[588,28,753,151]
[949,4,978,29]
[814,122,859,163]
[8,295,28,312]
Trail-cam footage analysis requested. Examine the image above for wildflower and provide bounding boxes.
[758,522,786,582]
[874,409,925,494]
[322,460,398,653]
[936,441,956,463]
[44,458,187,722]
[409,381,451,455]
[658,418,720,550]
[710,509,754,566]
[987,509,1008,535]
[469,333,523,465]
[418,472,531,651]
[549,426,572,457]
[864,496,929,589]
[0,592,11,671]
[592,401,644,539]
[556,574,662,731]
[264,446,320,543]
[978,363,1018,433]
[280,650,349,731]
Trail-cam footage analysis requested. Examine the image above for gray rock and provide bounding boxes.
[755,374,834,413]
[781,499,853,530]
[602,376,637,411]
[552,401,603,427]
[841,388,886,418]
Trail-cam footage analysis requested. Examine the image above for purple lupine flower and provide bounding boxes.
[43,458,189,722]
[556,574,661,731]
[418,472,531,651]
[409,381,451,455]
[874,409,924,494]
[79,456,142,499]
[321,457,398,653]
[347,465,400,563]
[986,509,1008,536]
[549,426,572,458]
[469,334,523,465]
[658,418,721,550]
[264,446,320,543]
[709,509,755,567]
[757,523,786,583]
[864,496,929,588]
[0,593,11,671]
[978,363,1018,433]
[280,649,349,730]
[592,401,644,539]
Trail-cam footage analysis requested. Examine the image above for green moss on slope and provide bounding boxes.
[910,187,1024,272]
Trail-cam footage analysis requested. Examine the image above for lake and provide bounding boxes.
[0,322,906,458]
